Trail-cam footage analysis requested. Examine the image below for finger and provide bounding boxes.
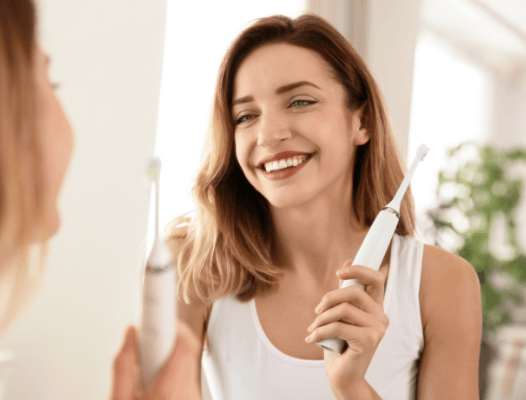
[144,321,201,399]
[336,264,386,304]
[316,284,381,316]
[308,302,375,334]
[111,326,138,400]
[336,263,386,289]
[306,321,386,350]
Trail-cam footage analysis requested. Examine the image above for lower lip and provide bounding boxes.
[259,155,312,180]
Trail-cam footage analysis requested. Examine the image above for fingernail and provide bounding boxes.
[315,306,321,314]
[307,325,313,332]
[121,327,132,349]
[305,335,312,343]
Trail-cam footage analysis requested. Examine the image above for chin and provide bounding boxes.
[264,193,312,210]
[45,208,61,240]
[27,207,61,244]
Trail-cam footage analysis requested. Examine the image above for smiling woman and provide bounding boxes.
[166,13,482,400]
[232,44,371,211]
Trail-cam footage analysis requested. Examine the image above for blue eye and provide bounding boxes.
[235,114,254,125]
[234,99,316,125]
[290,99,315,107]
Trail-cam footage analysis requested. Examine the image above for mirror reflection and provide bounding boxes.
[1,0,525,399]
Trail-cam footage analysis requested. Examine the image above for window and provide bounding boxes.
[407,30,492,234]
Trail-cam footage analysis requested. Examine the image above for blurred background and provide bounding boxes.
[0,0,525,399]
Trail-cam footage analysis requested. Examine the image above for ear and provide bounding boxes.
[351,103,370,146]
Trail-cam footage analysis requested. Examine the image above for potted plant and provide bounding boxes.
[424,142,526,399]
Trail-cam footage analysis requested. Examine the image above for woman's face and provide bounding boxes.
[232,43,369,210]
[34,45,74,238]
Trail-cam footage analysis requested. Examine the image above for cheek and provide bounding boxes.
[234,134,250,168]
[41,94,74,198]
[318,122,355,168]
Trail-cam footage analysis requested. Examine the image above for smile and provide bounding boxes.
[259,154,313,180]
[262,154,309,172]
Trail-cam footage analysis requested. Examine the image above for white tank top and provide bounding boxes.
[201,234,425,399]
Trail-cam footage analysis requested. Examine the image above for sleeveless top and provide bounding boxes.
[201,234,425,399]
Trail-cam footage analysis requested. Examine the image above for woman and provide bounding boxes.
[0,0,73,336]
[167,14,482,399]
[0,1,194,398]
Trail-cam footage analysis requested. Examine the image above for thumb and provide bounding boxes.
[110,326,138,400]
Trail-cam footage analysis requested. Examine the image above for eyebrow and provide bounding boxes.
[231,81,321,107]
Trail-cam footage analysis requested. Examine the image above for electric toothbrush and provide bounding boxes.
[138,156,177,392]
[316,144,429,355]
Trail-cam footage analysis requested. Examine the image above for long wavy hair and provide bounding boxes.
[0,0,49,336]
[167,13,415,306]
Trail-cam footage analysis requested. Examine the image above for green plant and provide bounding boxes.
[426,142,526,334]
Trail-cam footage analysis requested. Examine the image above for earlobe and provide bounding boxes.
[354,129,370,146]
[354,125,369,146]
[351,104,370,146]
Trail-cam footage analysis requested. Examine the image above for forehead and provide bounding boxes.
[232,43,336,97]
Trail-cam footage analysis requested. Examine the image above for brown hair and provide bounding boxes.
[0,0,49,336]
[167,13,415,306]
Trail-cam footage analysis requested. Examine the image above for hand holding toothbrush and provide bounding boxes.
[305,260,387,399]
[110,321,202,400]
[314,144,428,357]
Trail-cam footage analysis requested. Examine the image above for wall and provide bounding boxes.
[0,0,167,398]
[365,0,421,160]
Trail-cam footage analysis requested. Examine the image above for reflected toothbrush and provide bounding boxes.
[315,144,429,355]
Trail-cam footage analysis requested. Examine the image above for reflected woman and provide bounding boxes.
[167,14,482,399]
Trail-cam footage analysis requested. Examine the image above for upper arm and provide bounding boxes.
[416,244,482,400]
[176,282,211,394]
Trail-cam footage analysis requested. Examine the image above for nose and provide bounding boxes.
[256,113,292,147]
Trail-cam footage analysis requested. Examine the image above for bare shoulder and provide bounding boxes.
[168,237,211,352]
[419,244,482,335]
[415,243,482,397]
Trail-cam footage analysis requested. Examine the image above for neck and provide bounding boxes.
[269,191,368,288]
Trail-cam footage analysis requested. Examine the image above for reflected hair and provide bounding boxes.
[0,0,49,336]
[167,13,415,307]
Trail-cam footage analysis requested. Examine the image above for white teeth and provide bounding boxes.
[263,155,308,172]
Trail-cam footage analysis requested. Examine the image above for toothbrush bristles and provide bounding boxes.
[145,157,161,180]
[421,147,430,161]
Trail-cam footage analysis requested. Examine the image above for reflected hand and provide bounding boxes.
[110,321,201,400]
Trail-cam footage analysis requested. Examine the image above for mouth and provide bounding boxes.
[258,153,313,173]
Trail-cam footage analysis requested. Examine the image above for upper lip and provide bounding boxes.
[257,151,312,168]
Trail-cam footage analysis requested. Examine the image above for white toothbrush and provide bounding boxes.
[138,156,177,392]
[316,144,429,355]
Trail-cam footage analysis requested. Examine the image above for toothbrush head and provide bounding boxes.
[384,143,430,213]
[416,144,429,161]
[145,156,161,181]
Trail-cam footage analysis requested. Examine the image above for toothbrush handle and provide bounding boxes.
[315,210,399,355]
[138,265,177,392]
